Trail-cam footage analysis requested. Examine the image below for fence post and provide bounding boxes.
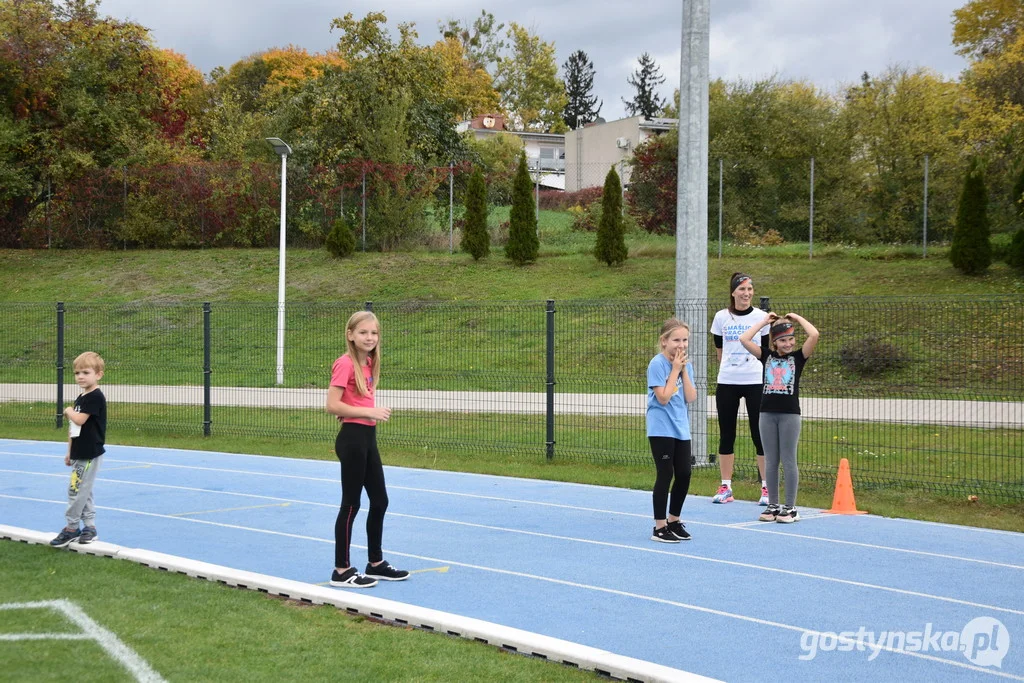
[122,166,128,251]
[364,301,373,312]
[203,302,212,437]
[545,299,556,460]
[923,154,929,258]
[760,296,770,312]
[361,166,367,252]
[620,159,626,216]
[809,156,815,259]
[449,161,454,254]
[56,302,64,428]
[717,158,723,259]
[46,177,51,249]
[534,159,540,233]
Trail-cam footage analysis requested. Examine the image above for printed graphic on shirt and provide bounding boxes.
[764,356,797,395]
[723,322,760,367]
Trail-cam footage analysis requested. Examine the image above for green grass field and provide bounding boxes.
[0,542,595,682]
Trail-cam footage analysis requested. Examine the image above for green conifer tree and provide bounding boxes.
[461,168,490,260]
[1008,228,1024,272]
[949,165,992,275]
[505,153,539,265]
[325,218,356,258]
[595,165,627,265]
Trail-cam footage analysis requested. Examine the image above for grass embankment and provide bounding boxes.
[1,229,1022,303]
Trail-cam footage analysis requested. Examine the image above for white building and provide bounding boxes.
[457,114,566,190]
[563,116,677,192]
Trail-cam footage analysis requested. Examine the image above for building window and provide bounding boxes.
[539,147,565,172]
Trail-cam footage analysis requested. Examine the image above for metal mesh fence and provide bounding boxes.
[3,153,983,253]
[1,298,1020,499]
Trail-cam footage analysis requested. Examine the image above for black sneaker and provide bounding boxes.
[651,526,679,543]
[666,520,691,541]
[365,560,410,581]
[49,527,81,548]
[78,527,97,544]
[776,506,801,523]
[329,567,377,588]
[759,504,781,522]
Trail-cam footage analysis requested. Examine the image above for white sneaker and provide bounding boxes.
[711,484,734,503]
[758,486,769,506]
[776,506,801,523]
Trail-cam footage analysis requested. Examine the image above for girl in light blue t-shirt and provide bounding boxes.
[646,318,697,543]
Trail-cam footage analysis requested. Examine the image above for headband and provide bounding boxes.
[770,321,795,342]
[730,274,752,292]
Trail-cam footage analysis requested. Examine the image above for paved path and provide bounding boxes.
[3,384,1021,428]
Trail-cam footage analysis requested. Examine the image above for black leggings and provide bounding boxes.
[334,423,389,568]
[716,383,764,455]
[649,437,692,519]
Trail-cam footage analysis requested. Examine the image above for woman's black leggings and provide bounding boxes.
[716,383,764,455]
[334,423,388,568]
[649,437,692,519]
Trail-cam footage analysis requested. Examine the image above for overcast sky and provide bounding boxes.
[98,0,968,121]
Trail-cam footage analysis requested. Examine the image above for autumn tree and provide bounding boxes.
[841,67,962,242]
[431,36,500,121]
[950,0,1024,232]
[623,53,666,118]
[438,10,505,74]
[952,0,1024,60]
[494,23,567,133]
[505,152,538,265]
[705,76,857,242]
[0,0,180,244]
[1010,162,1024,271]
[150,49,208,153]
[562,50,601,130]
[278,12,472,249]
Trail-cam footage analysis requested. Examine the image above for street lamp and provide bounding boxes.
[266,137,292,385]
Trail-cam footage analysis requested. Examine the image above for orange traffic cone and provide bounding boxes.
[824,458,867,515]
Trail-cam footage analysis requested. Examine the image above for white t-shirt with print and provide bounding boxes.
[711,307,769,385]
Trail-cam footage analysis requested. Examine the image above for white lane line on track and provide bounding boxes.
[4,462,1022,571]
[2,499,1021,681]
[4,458,1019,573]
[3,489,1023,617]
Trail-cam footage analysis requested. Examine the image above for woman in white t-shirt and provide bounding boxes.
[710,273,769,505]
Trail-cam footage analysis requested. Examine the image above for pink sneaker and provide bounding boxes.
[712,484,734,503]
[759,486,770,506]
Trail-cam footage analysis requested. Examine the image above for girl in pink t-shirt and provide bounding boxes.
[325,311,409,588]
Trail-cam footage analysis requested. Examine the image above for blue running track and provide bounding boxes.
[1,439,1022,682]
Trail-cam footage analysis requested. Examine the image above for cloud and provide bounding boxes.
[98,0,968,120]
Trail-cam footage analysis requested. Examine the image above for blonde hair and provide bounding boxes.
[345,311,380,396]
[72,351,105,374]
[658,318,689,349]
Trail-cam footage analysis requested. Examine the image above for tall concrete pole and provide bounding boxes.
[676,0,710,464]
